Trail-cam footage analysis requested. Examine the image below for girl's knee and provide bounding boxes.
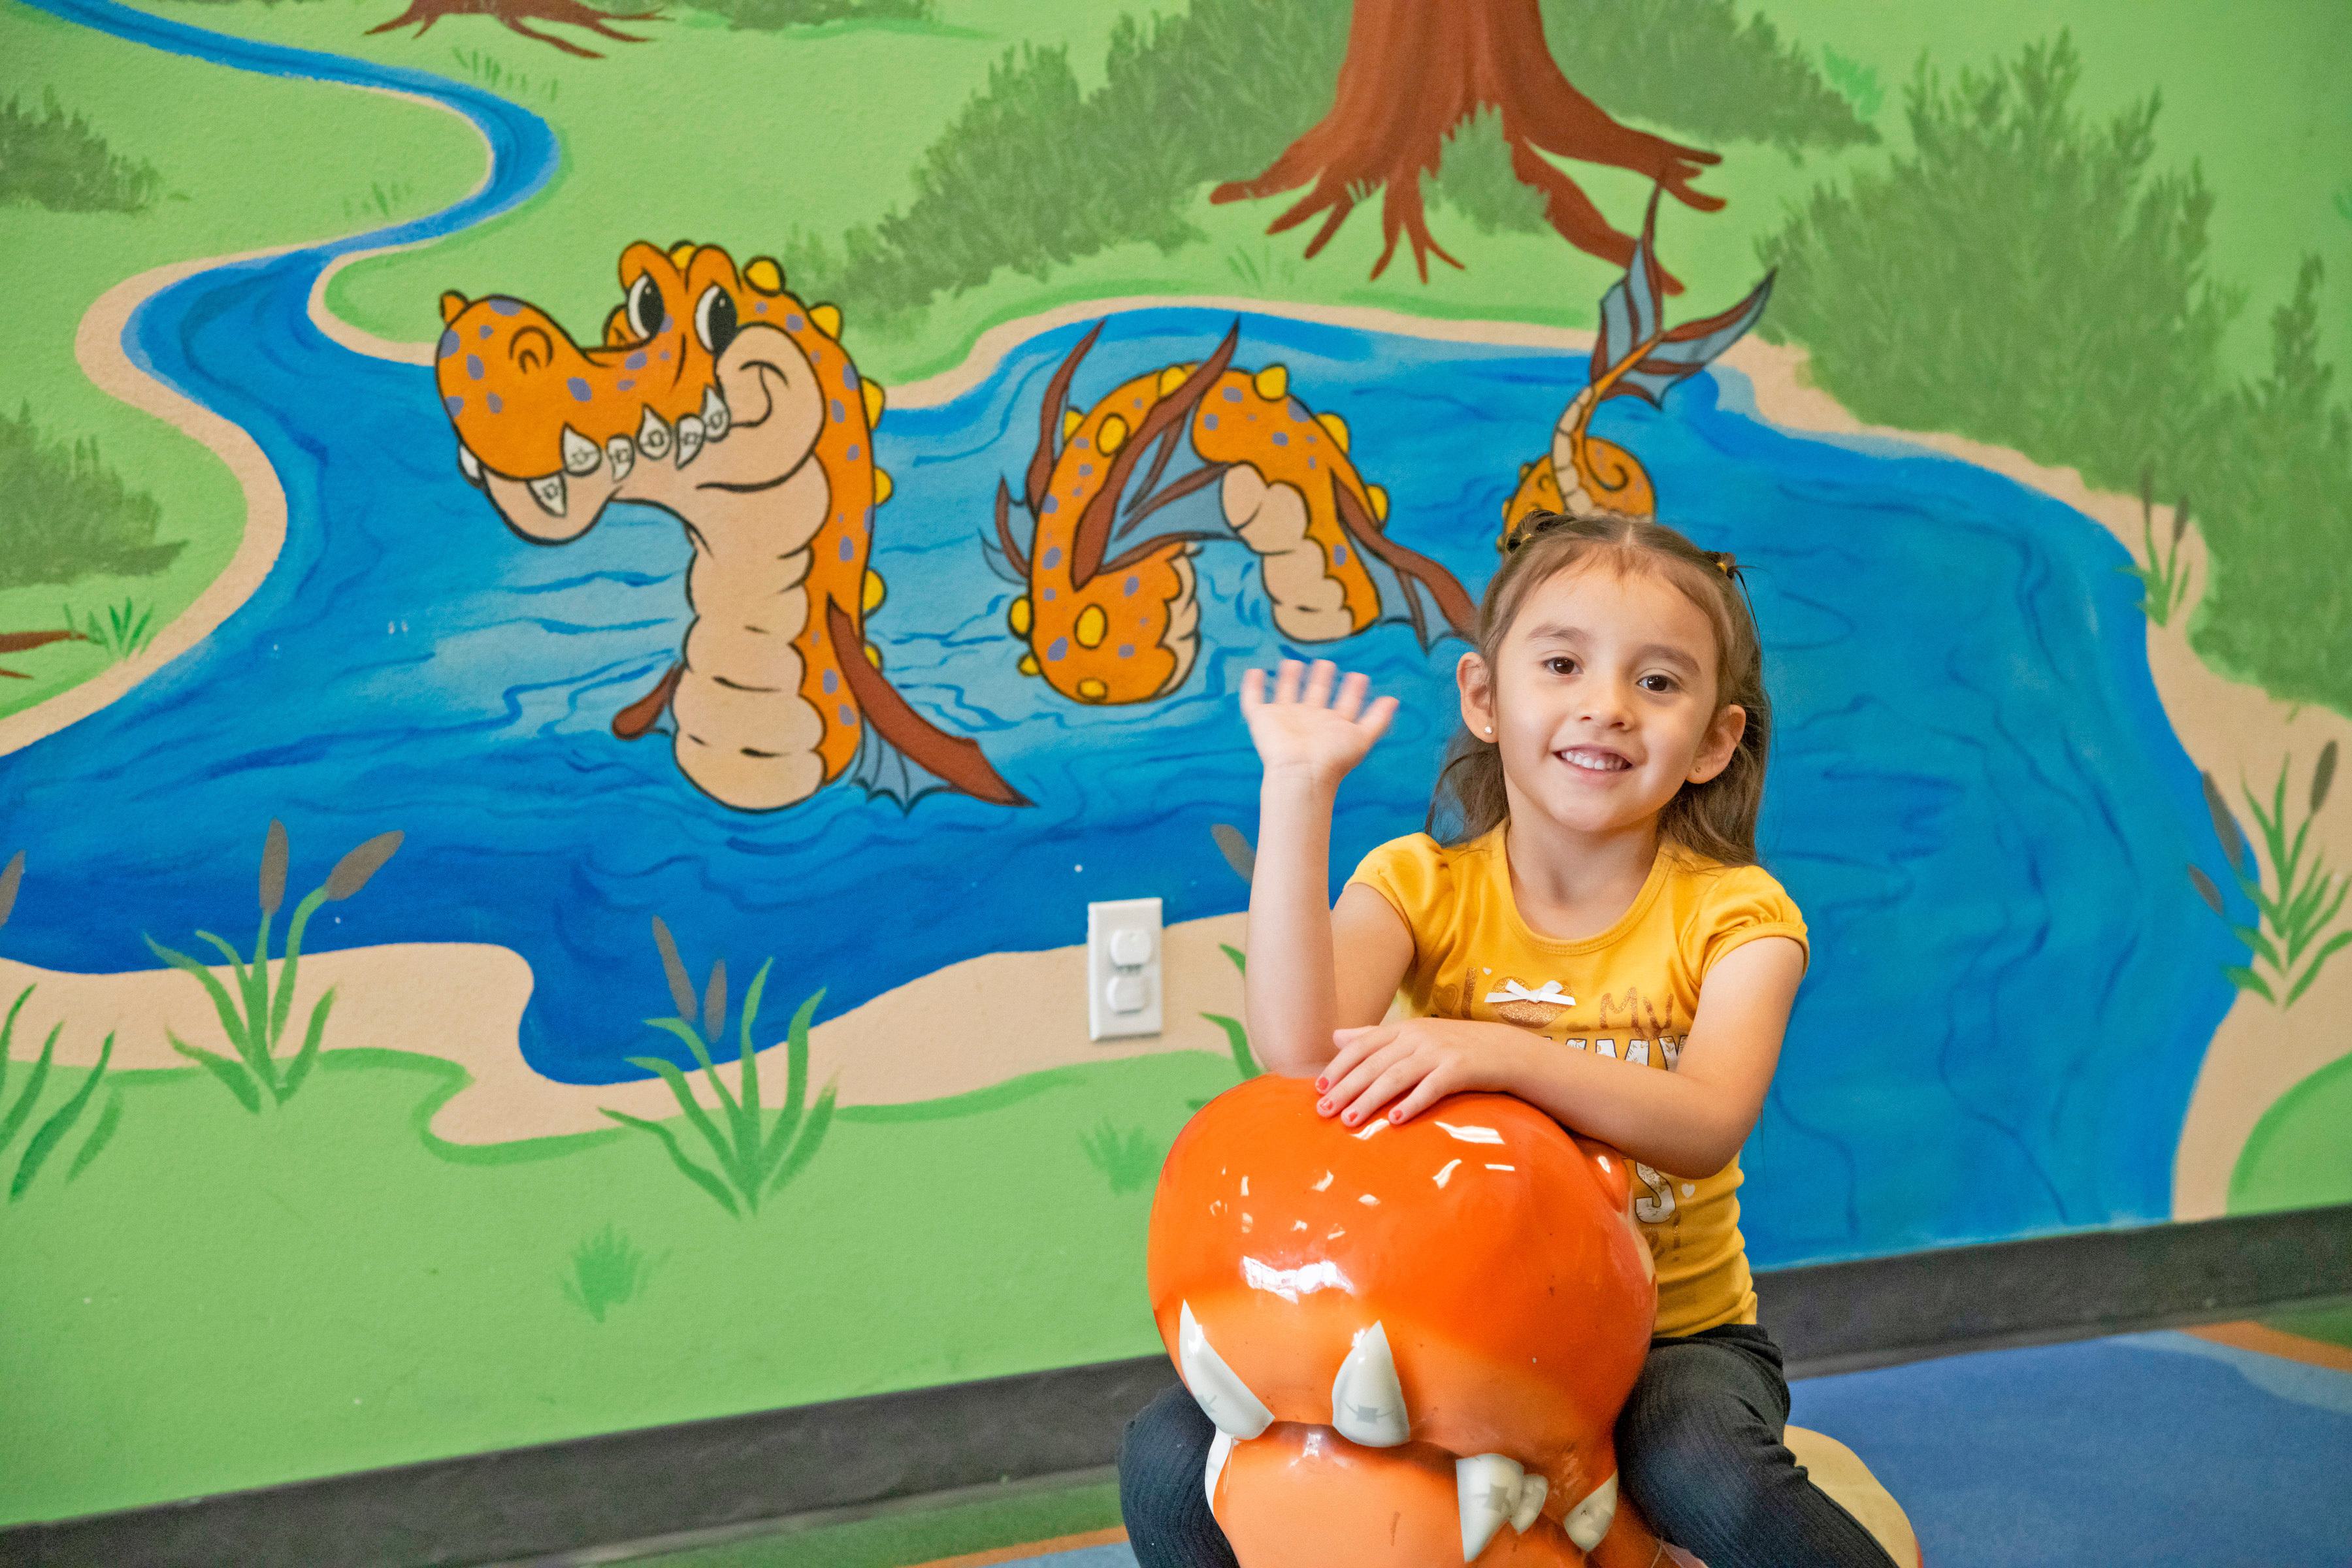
[1118,1384,1235,1568]
[1617,1390,1791,1540]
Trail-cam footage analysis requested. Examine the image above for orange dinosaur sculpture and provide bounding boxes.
[1501,191,1772,549]
[993,323,1476,706]
[1149,1075,1921,1566]
[434,242,1025,813]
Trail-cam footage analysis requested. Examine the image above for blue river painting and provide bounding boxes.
[2,0,2247,1271]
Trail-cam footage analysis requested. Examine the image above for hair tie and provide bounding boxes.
[1712,551,1737,577]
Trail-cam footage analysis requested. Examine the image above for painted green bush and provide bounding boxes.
[1077,1119,1162,1196]
[0,90,158,212]
[0,406,182,590]
[146,822,404,1111]
[691,0,928,29]
[1534,0,1875,159]
[601,919,836,1217]
[1761,34,2352,717]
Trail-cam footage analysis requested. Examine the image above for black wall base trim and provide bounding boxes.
[7,1204,2347,1568]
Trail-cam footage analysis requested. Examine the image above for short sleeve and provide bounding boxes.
[1346,833,1443,945]
[1695,865,1809,981]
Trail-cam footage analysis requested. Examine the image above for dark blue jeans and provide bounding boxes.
[1117,1322,1898,1568]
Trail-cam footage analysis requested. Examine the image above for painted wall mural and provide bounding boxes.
[3,0,2350,1531]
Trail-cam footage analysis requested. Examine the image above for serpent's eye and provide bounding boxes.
[693,286,738,357]
[625,274,664,339]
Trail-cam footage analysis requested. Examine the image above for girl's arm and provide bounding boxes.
[1239,661,1414,1079]
[1317,936,1805,1177]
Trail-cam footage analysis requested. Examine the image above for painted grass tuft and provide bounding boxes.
[2,868,123,1201]
[1077,1119,1162,1195]
[61,597,156,662]
[2194,744,2350,1006]
[560,1223,657,1321]
[2119,470,2194,627]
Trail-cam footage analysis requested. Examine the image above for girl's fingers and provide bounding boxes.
[1238,666,1266,710]
[1341,1060,1423,1126]
[1302,659,1338,710]
[1358,693,1399,740]
[1385,1073,1449,1124]
[1316,1040,1399,1114]
[1331,669,1371,723]
[1272,659,1305,705]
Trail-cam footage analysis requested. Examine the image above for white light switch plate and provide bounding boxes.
[1088,897,1163,1041]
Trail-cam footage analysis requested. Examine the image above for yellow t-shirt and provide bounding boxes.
[1348,826,1808,1337]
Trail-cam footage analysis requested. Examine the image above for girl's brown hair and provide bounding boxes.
[1427,510,1771,866]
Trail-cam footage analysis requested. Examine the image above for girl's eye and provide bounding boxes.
[1544,656,1576,676]
[1640,674,1679,693]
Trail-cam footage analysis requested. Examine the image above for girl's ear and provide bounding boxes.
[1688,703,1747,783]
[1456,650,1495,740]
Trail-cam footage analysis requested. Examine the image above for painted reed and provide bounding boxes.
[600,918,837,1218]
[2192,742,2349,1006]
[2121,467,2194,627]
[1198,942,1262,1081]
[145,821,402,1110]
[560,1223,658,1322]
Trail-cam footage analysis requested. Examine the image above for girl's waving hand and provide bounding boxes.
[1240,659,1398,785]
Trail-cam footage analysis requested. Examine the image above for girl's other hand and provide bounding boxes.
[1314,1018,1527,1127]
[1239,659,1398,787]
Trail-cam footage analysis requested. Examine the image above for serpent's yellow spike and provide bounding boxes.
[863,642,883,670]
[861,380,885,426]
[1253,365,1288,402]
[668,241,697,270]
[811,303,843,338]
[1019,653,1041,677]
[862,569,887,614]
[1075,604,1107,649]
[1062,409,1083,440]
[743,256,786,295]
[1098,414,1129,456]
[1076,677,1109,703]
[1158,365,1188,397]
[1316,412,1350,453]
[1369,485,1389,521]
[1008,596,1032,636]
[873,468,894,504]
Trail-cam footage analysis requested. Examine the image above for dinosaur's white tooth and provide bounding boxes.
[1509,1474,1548,1533]
[1330,1321,1409,1447]
[560,425,602,476]
[700,384,730,442]
[636,406,674,461]
[675,414,706,468]
[605,436,636,481]
[1177,1301,1273,1440]
[456,444,484,487]
[527,472,566,519]
[1203,1429,1234,1509]
[1563,1474,1618,1552]
[1457,1453,1523,1562]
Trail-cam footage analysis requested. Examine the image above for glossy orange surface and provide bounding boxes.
[1148,1075,1663,1563]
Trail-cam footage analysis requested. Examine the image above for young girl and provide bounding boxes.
[1119,512,1897,1568]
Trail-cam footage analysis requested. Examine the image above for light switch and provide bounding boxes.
[1088,897,1163,1041]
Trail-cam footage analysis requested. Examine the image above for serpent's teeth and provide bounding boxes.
[700,385,730,442]
[605,436,636,482]
[1203,1429,1234,1510]
[527,472,567,519]
[636,406,674,461]
[675,414,706,468]
[560,425,602,476]
[1509,1475,1548,1533]
[456,444,485,488]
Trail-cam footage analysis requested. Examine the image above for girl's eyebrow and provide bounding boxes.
[1524,623,1703,678]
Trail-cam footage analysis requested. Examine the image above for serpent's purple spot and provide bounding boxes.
[487,393,503,414]
[1043,546,1061,568]
[567,377,591,402]
[437,331,459,358]
[444,396,463,415]
[1223,386,1243,402]
[1271,432,1288,447]
[823,669,838,694]
[1047,638,1068,661]
[845,444,860,463]
[625,351,647,370]
[1118,644,1135,658]
[1124,576,1140,596]
[838,535,853,561]
[488,297,520,316]
[466,355,485,380]
[786,314,806,331]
